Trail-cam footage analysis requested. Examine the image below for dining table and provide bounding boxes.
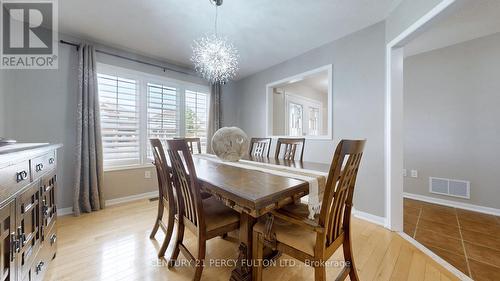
[191,154,331,281]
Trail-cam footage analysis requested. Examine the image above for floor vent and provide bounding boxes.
[429,177,470,199]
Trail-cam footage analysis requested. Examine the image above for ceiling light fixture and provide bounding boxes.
[191,0,239,84]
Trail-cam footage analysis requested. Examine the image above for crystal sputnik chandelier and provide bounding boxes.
[191,0,239,84]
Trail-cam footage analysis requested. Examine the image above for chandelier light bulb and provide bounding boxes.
[191,0,239,84]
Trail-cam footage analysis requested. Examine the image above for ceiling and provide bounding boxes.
[302,72,329,94]
[59,0,402,79]
[404,0,500,57]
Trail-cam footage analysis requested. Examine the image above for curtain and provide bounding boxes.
[73,44,104,216]
[206,82,222,154]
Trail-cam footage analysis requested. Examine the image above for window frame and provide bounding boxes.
[97,63,210,171]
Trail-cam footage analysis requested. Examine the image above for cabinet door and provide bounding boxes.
[40,172,57,249]
[16,182,41,281]
[0,201,16,281]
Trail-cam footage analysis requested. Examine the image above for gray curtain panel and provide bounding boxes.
[73,44,104,216]
[206,83,222,154]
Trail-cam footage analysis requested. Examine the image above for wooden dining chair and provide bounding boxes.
[166,139,240,281]
[174,137,202,154]
[249,138,272,157]
[253,139,366,281]
[274,138,305,161]
[149,139,177,259]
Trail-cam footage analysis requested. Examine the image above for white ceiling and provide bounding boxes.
[59,0,402,79]
[404,0,500,57]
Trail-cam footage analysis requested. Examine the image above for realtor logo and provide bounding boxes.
[1,0,58,69]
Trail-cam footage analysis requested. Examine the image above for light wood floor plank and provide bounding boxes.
[45,199,461,281]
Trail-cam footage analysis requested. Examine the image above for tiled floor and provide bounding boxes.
[403,198,500,281]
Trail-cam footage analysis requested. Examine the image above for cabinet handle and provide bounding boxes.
[16,170,28,183]
[48,158,55,164]
[10,233,19,261]
[17,227,25,246]
[35,261,45,274]
[50,234,57,245]
[36,163,44,172]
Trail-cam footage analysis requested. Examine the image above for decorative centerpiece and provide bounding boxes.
[211,127,249,162]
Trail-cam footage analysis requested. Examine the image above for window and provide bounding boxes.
[185,90,208,151]
[288,102,303,137]
[97,64,209,169]
[98,73,140,167]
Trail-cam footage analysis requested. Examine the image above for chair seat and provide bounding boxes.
[254,203,318,256]
[203,197,240,232]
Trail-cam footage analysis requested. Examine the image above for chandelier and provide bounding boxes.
[191,0,239,84]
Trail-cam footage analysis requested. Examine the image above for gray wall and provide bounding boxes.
[0,70,4,136]
[404,32,500,209]
[224,22,387,217]
[1,33,208,210]
[2,40,78,210]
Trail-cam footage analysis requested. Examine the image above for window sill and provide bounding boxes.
[104,164,154,172]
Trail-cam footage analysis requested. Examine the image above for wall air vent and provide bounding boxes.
[429,177,470,199]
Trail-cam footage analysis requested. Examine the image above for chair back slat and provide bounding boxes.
[174,137,202,154]
[167,139,205,230]
[319,140,366,246]
[150,139,175,206]
[275,138,305,161]
[249,138,272,157]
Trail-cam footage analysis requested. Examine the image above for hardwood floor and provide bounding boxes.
[45,199,459,281]
[404,198,500,281]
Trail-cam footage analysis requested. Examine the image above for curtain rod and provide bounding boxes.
[59,40,198,77]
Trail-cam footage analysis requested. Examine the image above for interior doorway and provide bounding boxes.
[387,0,500,280]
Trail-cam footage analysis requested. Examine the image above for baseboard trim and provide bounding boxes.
[57,207,73,217]
[403,192,500,216]
[105,191,159,207]
[398,232,473,281]
[352,208,386,226]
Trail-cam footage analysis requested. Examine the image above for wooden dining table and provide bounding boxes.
[192,155,330,281]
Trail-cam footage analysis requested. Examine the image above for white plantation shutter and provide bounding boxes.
[98,73,140,167]
[97,63,209,169]
[185,90,208,152]
[147,83,179,157]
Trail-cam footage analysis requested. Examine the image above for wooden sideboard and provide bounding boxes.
[0,143,61,281]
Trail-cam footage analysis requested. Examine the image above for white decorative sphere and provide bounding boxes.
[211,127,249,162]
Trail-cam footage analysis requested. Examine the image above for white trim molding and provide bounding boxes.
[385,0,457,231]
[57,191,159,217]
[57,207,73,217]
[404,192,500,217]
[265,64,333,140]
[105,191,159,207]
[398,232,473,281]
[352,208,386,227]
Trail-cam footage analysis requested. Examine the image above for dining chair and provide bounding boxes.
[249,137,272,157]
[274,138,305,161]
[174,137,202,154]
[253,139,366,281]
[166,139,240,281]
[149,139,177,259]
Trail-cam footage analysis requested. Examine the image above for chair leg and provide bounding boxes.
[343,236,359,281]
[252,232,264,281]
[314,265,326,281]
[150,200,164,239]
[167,221,185,268]
[158,210,175,258]
[193,238,206,281]
[221,233,228,239]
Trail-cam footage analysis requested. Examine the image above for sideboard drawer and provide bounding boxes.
[0,161,31,191]
[30,151,56,181]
